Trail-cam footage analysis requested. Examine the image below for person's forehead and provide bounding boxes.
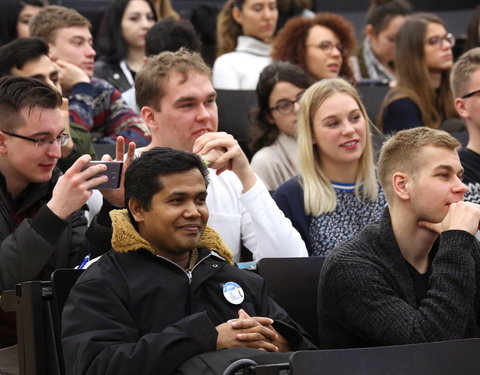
[18,106,63,131]
[415,144,460,172]
[162,71,214,100]
[157,169,207,194]
[13,55,55,77]
[54,25,92,41]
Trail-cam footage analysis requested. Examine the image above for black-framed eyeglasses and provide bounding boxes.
[426,32,455,48]
[2,131,69,147]
[306,40,344,55]
[461,88,480,99]
[269,92,304,115]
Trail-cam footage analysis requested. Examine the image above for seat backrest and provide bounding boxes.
[356,83,389,126]
[216,89,257,161]
[14,270,84,375]
[290,338,480,375]
[256,257,325,347]
[50,269,85,327]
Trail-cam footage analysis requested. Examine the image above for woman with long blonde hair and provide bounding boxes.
[274,78,386,255]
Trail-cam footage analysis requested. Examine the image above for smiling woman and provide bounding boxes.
[271,13,356,82]
[94,0,157,92]
[273,78,386,255]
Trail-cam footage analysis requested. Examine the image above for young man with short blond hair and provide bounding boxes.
[319,127,480,348]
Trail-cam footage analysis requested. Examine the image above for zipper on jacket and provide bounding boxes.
[155,251,220,284]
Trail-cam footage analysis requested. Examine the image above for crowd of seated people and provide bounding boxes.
[0,0,480,374]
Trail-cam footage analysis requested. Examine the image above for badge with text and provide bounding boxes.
[223,281,244,305]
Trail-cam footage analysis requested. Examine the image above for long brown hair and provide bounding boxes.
[377,13,457,130]
[216,0,244,57]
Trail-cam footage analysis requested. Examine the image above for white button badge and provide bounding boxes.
[223,281,245,305]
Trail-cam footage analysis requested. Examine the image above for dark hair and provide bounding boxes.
[96,0,157,64]
[145,19,201,56]
[464,5,480,52]
[250,61,311,154]
[0,75,62,132]
[365,0,412,34]
[0,37,49,78]
[125,147,209,221]
[0,0,44,46]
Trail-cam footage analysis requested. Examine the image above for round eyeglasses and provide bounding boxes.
[426,33,455,48]
[2,131,70,147]
[269,93,304,115]
[306,40,344,55]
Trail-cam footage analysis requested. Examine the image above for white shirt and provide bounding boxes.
[212,36,272,90]
[206,169,307,262]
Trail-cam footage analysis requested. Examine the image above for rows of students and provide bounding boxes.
[0,0,480,373]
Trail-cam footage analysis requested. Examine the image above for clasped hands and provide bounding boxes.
[215,309,289,352]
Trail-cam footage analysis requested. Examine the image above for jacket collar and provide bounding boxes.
[110,209,234,265]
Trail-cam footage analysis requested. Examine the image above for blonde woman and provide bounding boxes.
[273,78,386,255]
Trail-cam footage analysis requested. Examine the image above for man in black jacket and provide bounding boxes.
[0,76,111,353]
[62,147,315,375]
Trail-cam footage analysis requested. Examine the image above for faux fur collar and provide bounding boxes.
[110,209,234,265]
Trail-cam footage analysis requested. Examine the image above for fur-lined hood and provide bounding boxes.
[110,209,234,265]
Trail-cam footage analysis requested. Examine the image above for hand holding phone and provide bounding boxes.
[84,161,123,190]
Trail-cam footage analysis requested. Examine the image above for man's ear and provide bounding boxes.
[128,198,145,223]
[141,106,159,131]
[454,97,469,119]
[392,172,410,201]
[0,132,8,154]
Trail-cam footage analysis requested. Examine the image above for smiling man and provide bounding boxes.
[0,76,110,361]
[134,48,307,262]
[318,127,480,348]
[62,147,315,375]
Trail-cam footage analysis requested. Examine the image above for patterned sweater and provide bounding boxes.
[69,78,150,146]
[273,177,386,255]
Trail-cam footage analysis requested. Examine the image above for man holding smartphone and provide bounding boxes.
[0,76,110,359]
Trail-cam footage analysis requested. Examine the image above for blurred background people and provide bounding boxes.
[378,13,459,133]
[271,13,356,82]
[95,0,157,93]
[0,0,44,46]
[151,0,179,19]
[464,5,480,53]
[250,61,311,191]
[213,0,278,90]
[352,0,412,83]
[274,78,385,255]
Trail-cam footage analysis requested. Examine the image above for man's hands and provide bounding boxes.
[54,59,90,94]
[193,132,256,193]
[418,201,480,235]
[47,155,108,220]
[99,136,136,207]
[215,309,289,352]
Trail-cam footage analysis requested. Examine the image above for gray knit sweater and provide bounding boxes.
[318,208,480,349]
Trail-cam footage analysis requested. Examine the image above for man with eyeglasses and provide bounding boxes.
[134,48,307,262]
[451,47,480,190]
[0,37,97,172]
[0,76,114,357]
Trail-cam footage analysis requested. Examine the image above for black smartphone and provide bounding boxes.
[85,161,123,190]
